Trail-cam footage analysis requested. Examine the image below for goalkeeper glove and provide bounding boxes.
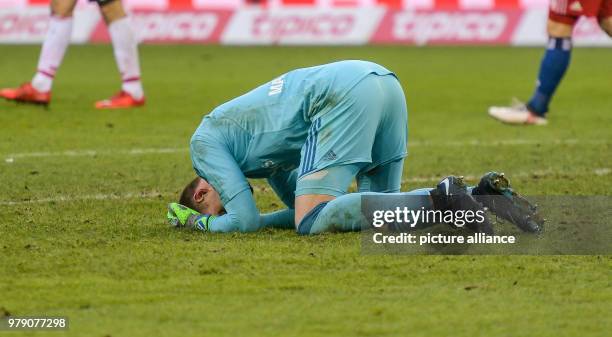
[167,202,216,231]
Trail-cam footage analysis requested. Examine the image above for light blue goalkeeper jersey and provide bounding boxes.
[191,60,395,205]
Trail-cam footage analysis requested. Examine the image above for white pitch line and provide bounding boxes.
[0,191,175,206]
[3,147,189,161]
[1,168,609,206]
[401,168,611,184]
[3,139,609,162]
[409,139,608,147]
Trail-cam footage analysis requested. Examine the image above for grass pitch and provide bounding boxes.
[0,45,610,337]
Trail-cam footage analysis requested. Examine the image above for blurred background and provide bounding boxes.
[1,0,610,46]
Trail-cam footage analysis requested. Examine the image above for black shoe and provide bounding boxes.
[472,172,543,233]
[430,176,494,235]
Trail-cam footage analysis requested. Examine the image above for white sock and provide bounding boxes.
[109,17,144,100]
[31,15,73,93]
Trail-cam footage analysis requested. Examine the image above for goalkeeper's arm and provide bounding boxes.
[169,190,293,232]
[208,189,261,232]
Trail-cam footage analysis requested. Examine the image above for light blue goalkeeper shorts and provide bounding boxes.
[295,73,408,197]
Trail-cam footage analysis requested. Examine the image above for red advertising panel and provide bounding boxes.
[372,9,522,44]
[89,9,232,43]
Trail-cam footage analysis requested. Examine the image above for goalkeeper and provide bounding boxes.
[169,60,542,235]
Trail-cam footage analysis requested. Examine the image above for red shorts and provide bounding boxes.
[549,0,612,25]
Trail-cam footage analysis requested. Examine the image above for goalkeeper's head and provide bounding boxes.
[180,177,225,215]
[180,177,254,215]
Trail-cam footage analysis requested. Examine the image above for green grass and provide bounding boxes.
[0,45,610,337]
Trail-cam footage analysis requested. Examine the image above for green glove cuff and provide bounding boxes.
[188,214,217,231]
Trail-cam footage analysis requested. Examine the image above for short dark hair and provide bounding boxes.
[180,177,201,211]
[179,177,255,210]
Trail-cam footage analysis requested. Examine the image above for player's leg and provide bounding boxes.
[33,0,77,94]
[600,16,612,36]
[298,170,541,235]
[598,0,612,37]
[294,163,365,226]
[295,161,428,234]
[94,0,145,109]
[306,160,487,234]
[357,158,404,194]
[300,159,426,234]
[295,74,436,234]
[294,73,392,226]
[488,2,576,125]
[525,19,574,117]
[295,152,409,235]
[33,0,78,92]
[0,0,77,105]
[358,72,408,195]
[299,190,434,234]
[298,177,496,235]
